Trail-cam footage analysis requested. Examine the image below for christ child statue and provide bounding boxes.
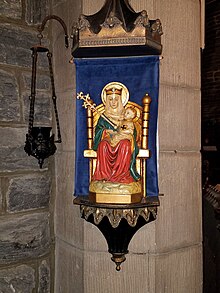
[109,107,137,147]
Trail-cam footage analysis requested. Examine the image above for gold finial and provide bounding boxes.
[142,93,151,105]
[111,253,126,272]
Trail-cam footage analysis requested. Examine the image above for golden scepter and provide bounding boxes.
[77,91,118,180]
[77,92,118,129]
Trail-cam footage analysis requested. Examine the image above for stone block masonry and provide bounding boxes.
[0,1,54,292]
[0,265,35,293]
[0,69,20,122]
[0,212,51,263]
[6,175,51,212]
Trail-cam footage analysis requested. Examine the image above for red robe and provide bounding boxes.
[93,139,135,183]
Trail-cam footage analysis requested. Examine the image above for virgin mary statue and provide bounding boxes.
[89,82,141,196]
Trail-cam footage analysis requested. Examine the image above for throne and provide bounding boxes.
[81,91,152,204]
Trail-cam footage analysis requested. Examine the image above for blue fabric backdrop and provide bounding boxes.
[74,56,159,197]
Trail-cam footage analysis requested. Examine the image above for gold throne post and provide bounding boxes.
[84,94,151,204]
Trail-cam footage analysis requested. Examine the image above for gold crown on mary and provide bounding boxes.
[106,87,122,95]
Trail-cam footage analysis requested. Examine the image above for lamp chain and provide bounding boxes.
[47,51,62,143]
[28,48,38,135]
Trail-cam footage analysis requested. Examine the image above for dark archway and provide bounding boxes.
[202,1,220,292]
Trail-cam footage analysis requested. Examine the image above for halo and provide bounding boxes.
[101,82,129,106]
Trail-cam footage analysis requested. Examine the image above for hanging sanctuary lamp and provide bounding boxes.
[24,16,69,168]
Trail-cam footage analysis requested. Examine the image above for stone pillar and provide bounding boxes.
[52,1,84,292]
[154,0,202,291]
[54,0,202,292]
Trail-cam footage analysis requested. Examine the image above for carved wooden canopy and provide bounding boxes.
[71,0,163,57]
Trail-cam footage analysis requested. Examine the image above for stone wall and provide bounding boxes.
[0,1,54,292]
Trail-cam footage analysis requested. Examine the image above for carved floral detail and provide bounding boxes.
[78,14,91,31]
[134,10,150,28]
[151,19,163,36]
[80,205,157,228]
[102,12,122,29]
